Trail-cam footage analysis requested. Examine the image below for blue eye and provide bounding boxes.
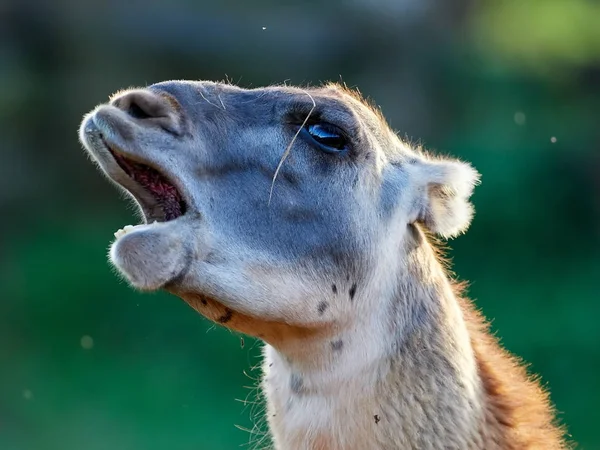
[304,123,348,154]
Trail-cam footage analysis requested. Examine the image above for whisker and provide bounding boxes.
[198,89,222,110]
[268,90,316,205]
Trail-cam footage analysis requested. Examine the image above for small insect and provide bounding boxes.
[374,415,380,424]
[240,337,245,348]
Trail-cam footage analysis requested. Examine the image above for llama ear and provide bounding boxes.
[411,157,480,239]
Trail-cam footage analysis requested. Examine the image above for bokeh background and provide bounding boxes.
[1,0,599,449]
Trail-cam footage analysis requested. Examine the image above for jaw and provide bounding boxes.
[109,220,195,290]
[79,107,196,291]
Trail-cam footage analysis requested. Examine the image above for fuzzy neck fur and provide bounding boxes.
[262,226,565,450]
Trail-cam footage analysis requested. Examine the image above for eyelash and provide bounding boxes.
[286,107,351,155]
[301,123,349,154]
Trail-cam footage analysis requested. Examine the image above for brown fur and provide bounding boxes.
[180,292,330,344]
[459,293,569,449]
[422,231,569,449]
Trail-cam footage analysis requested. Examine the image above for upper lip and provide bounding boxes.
[83,116,188,223]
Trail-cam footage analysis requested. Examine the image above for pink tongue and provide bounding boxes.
[134,168,183,220]
[112,153,184,220]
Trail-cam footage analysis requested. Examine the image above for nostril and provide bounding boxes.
[127,101,152,120]
[114,91,171,120]
[111,90,182,135]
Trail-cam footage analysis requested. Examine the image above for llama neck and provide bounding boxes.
[262,232,488,450]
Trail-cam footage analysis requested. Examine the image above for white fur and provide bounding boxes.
[410,157,480,238]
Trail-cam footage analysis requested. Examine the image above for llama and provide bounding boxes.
[79,81,568,449]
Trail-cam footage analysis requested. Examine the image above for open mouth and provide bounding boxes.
[103,141,187,222]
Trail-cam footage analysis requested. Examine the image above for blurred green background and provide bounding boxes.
[1,0,599,449]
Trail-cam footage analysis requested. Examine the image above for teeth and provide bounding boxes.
[114,221,160,239]
[114,225,134,239]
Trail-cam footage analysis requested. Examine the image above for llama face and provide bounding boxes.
[79,81,479,336]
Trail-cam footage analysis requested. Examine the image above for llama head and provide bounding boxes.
[79,81,479,343]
